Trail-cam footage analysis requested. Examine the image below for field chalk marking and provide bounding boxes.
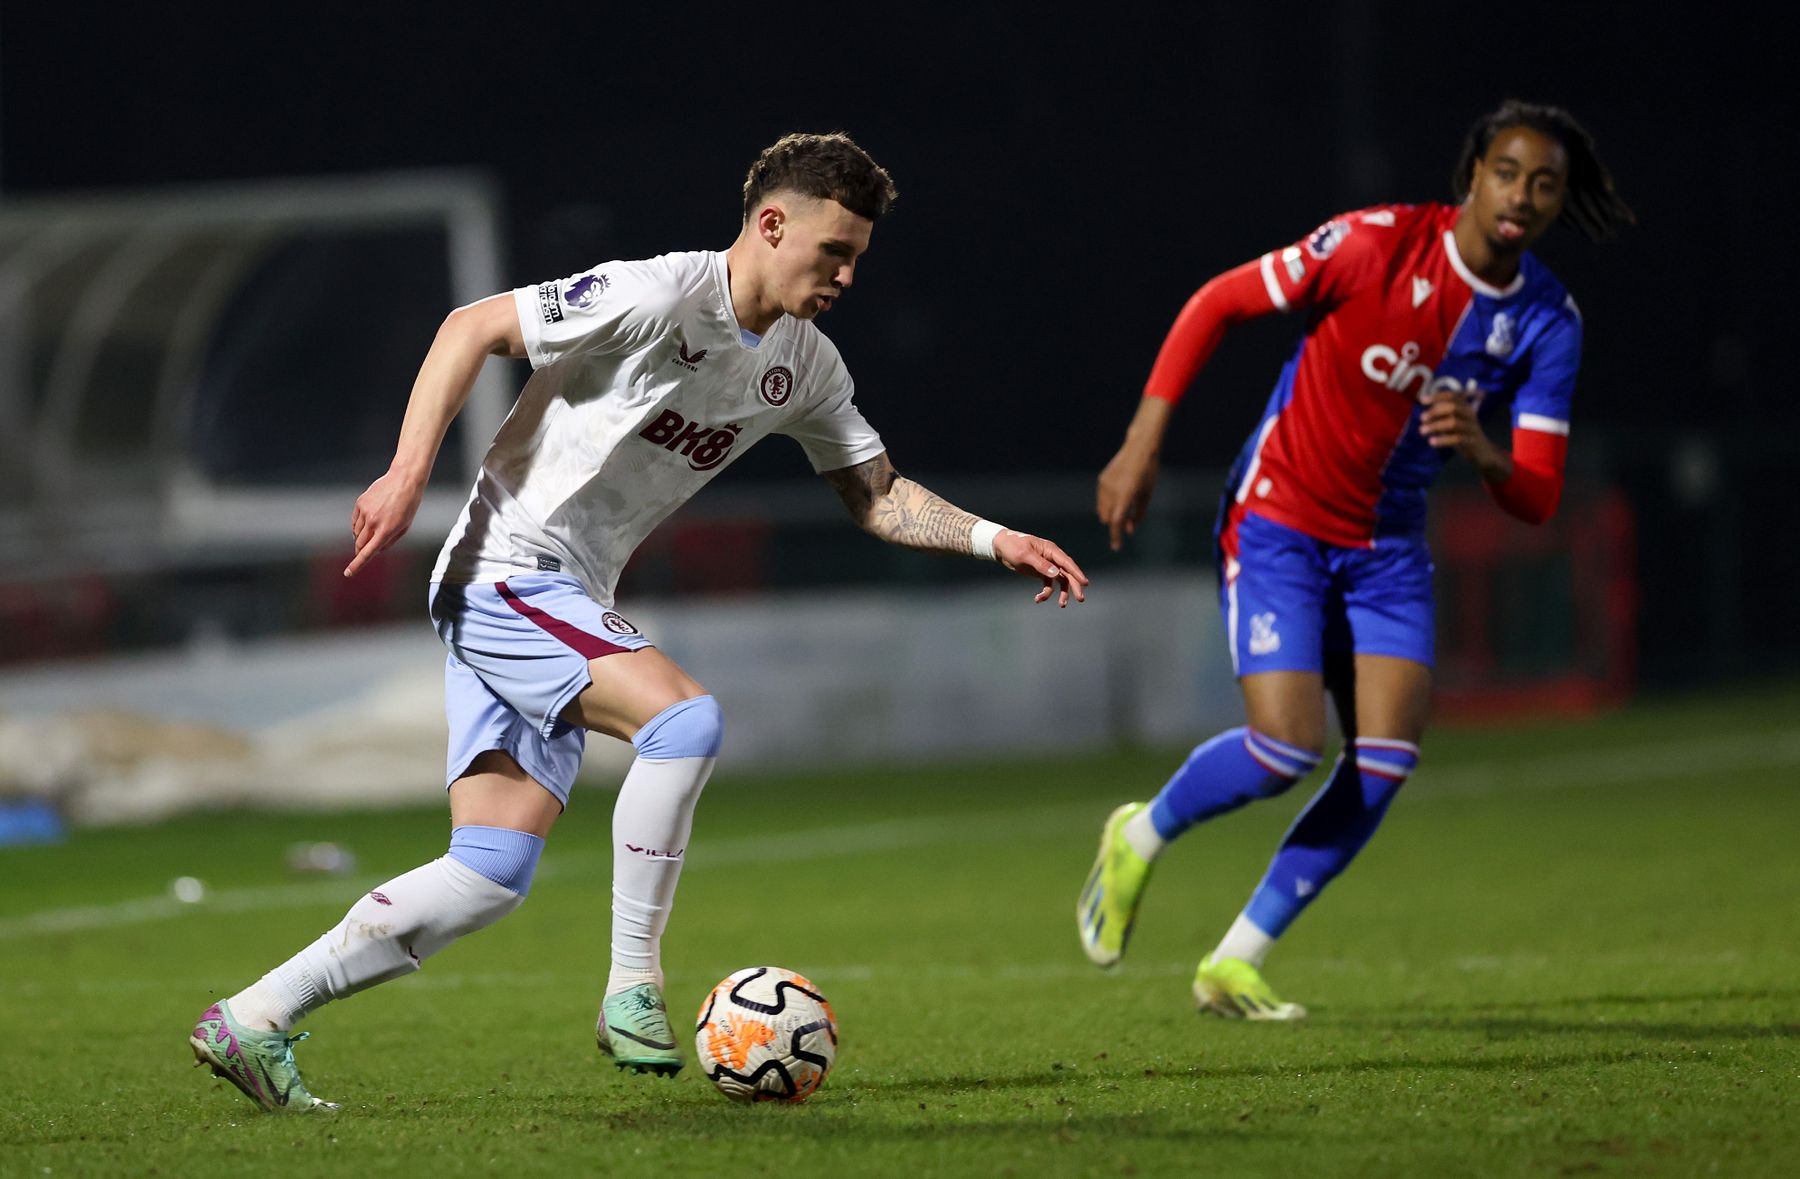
[4,726,1797,942]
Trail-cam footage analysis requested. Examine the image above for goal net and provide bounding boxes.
[0,170,512,573]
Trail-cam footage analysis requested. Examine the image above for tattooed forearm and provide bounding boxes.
[869,478,982,553]
[823,453,981,555]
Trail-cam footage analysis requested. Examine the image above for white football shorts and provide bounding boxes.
[428,573,653,804]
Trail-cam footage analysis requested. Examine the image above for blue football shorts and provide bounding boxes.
[427,573,654,805]
[1218,511,1435,677]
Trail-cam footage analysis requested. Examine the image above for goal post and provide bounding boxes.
[0,170,511,572]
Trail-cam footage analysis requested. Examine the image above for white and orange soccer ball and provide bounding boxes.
[694,967,838,1103]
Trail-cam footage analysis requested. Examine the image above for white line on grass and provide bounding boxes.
[3,946,1755,999]
[0,877,385,939]
[0,802,1107,942]
[400,959,1196,991]
[1419,728,1800,796]
[0,960,1195,998]
[543,799,1107,878]
[3,727,1796,942]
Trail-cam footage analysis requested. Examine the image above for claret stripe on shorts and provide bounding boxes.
[493,580,629,660]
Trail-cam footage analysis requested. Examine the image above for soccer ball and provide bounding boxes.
[694,967,838,1103]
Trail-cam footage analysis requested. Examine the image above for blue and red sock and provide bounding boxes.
[1242,737,1420,938]
[1148,727,1323,841]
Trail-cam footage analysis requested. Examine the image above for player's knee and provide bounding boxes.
[1265,722,1326,758]
[1240,675,1327,754]
[1246,727,1324,797]
[632,693,725,760]
[1240,706,1326,759]
[447,824,546,896]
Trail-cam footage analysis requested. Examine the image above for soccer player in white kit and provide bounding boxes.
[188,132,1089,1111]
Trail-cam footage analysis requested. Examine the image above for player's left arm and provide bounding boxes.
[1419,308,1579,524]
[821,452,1089,607]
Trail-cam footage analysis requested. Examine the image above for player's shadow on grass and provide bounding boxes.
[839,1042,1722,1095]
[1334,1013,1800,1042]
[1333,988,1800,1043]
[840,1071,1124,1097]
[585,1103,1228,1144]
[1197,1047,1655,1081]
[836,1049,1630,1096]
[1355,987,1800,1015]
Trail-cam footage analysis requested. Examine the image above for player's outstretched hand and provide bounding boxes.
[992,530,1090,608]
[1097,442,1160,552]
[345,470,426,577]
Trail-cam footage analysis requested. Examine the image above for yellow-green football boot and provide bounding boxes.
[1192,954,1307,1021]
[1076,802,1155,968]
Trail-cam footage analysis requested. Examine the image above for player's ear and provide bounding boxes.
[757,203,784,247]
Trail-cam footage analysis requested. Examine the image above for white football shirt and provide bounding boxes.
[431,250,884,601]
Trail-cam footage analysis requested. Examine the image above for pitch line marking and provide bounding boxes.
[0,960,1196,997]
[2,727,1796,941]
[1416,728,1800,796]
[0,804,1103,941]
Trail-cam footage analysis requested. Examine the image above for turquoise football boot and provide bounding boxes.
[189,1000,339,1111]
[596,982,683,1076]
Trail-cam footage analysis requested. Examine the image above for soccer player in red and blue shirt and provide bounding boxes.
[1077,101,1633,1019]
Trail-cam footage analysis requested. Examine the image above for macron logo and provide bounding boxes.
[1411,276,1433,307]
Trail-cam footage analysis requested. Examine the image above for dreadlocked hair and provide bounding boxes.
[1451,100,1636,242]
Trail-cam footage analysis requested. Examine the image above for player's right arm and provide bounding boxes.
[1098,211,1388,550]
[344,294,525,577]
[1097,259,1281,551]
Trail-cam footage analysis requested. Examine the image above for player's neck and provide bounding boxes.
[1450,210,1523,289]
[724,238,783,336]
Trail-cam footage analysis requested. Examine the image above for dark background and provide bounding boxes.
[2,3,1793,683]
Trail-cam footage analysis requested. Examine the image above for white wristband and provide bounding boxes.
[970,519,1005,561]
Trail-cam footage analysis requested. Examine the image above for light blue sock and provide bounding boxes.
[448,824,545,896]
[1243,738,1420,937]
[1149,727,1322,840]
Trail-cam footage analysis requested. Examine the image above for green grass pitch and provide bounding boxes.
[2,684,1797,1176]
